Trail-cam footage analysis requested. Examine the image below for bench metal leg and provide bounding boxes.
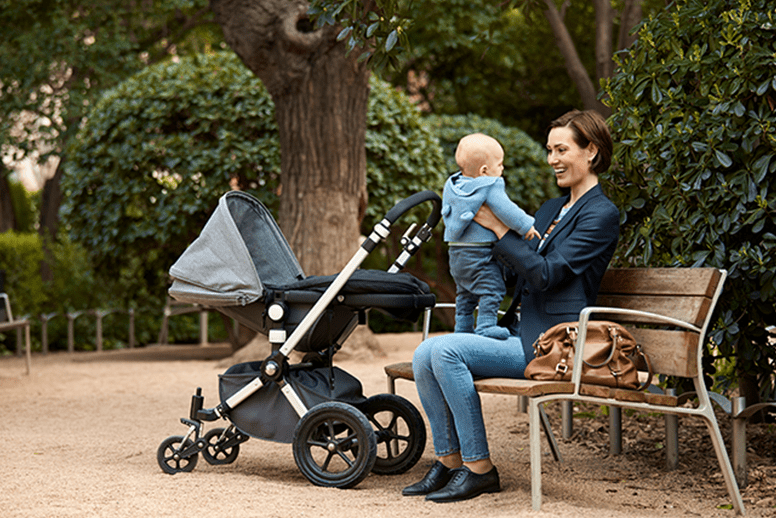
[529,398,543,511]
[387,375,396,395]
[664,388,678,469]
[700,412,745,515]
[731,396,747,488]
[539,405,563,463]
[561,400,573,439]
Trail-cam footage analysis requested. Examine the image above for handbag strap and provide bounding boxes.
[570,325,618,369]
[633,344,654,391]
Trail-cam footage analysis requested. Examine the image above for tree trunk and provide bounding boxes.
[210,0,369,276]
[38,158,64,282]
[0,163,17,232]
[542,0,610,117]
[594,0,614,82]
[617,0,644,50]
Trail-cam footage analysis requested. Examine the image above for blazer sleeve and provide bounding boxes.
[493,196,619,292]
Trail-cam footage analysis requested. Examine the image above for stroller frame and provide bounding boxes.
[158,191,441,488]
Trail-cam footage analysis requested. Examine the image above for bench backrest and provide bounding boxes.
[595,268,725,378]
[0,293,12,323]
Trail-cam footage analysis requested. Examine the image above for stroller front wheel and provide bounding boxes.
[292,402,377,489]
[157,435,199,474]
[202,427,241,465]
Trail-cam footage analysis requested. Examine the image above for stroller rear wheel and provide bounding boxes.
[358,394,426,475]
[157,435,199,474]
[202,427,241,465]
[292,401,377,489]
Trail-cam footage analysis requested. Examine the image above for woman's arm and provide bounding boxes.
[493,195,619,292]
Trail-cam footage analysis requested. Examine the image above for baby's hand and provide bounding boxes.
[524,226,540,241]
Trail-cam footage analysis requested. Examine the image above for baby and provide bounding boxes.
[442,133,539,339]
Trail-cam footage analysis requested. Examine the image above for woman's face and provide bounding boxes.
[546,126,597,190]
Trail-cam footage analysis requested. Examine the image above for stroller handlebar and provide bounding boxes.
[383,190,442,229]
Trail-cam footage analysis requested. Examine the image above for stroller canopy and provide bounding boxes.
[169,191,305,307]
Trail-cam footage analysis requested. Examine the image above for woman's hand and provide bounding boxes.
[473,204,510,239]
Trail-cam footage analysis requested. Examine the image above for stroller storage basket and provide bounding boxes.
[219,361,365,443]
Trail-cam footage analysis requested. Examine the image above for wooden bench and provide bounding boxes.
[0,292,32,374]
[384,268,745,515]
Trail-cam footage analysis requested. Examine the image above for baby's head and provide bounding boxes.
[455,133,504,178]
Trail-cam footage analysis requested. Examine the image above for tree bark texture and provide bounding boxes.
[542,0,609,117]
[594,0,614,82]
[0,163,17,233]
[617,0,644,50]
[211,0,369,276]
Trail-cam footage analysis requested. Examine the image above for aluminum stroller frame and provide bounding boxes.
[157,190,441,489]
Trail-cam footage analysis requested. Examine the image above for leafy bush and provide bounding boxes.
[364,79,447,230]
[604,0,776,401]
[0,232,45,317]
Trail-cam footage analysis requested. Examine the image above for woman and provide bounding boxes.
[403,109,620,503]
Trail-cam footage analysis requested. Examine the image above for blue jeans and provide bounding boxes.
[448,246,508,339]
[412,332,527,462]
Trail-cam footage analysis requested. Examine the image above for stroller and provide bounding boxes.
[156,190,441,489]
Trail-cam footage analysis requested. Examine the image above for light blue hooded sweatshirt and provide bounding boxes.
[442,172,534,243]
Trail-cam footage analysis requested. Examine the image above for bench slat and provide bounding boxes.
[474,378,575,396]
[627,327,699,378]
[595,294,711,327]
[599,268,721,298]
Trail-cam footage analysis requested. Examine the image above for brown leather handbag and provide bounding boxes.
[524,321,652,390]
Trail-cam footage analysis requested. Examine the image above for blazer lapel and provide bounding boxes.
[540,185,604,252]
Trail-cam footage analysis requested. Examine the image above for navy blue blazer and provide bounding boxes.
[492,184,620,363]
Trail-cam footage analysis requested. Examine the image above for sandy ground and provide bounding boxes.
[1,331,774,518]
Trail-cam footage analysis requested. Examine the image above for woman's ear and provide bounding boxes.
[586,143,599,165]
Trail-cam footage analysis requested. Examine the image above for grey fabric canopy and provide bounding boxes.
[168,191,305,307]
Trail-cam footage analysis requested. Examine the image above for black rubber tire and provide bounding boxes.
[157,435,198,474]
[357,394,426,475]
[202,428,240,465]
[292,402,377,489]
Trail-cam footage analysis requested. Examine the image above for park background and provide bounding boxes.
[0,0,774,491]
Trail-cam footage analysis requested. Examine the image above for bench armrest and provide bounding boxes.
[568,306,701,390]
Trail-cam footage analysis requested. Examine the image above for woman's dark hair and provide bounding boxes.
[548,110,613,175]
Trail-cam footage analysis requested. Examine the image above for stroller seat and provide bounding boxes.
[168,191,436,352]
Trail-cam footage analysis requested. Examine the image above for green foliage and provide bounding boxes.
[8,178,37,232]
[426,113,559,214]
[0,0,216,166]
[62,51,282,292]
[0,232,149,352]
[0,232,46,316]
[308,0,413,70]
[604,0,776,397]
[386,2,587,141]
[364,79,448,230]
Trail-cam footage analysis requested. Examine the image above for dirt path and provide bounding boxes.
[1,332,773,518]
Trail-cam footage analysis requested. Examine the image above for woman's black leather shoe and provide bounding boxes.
[425,466,500,502]
[401,461,453,496]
